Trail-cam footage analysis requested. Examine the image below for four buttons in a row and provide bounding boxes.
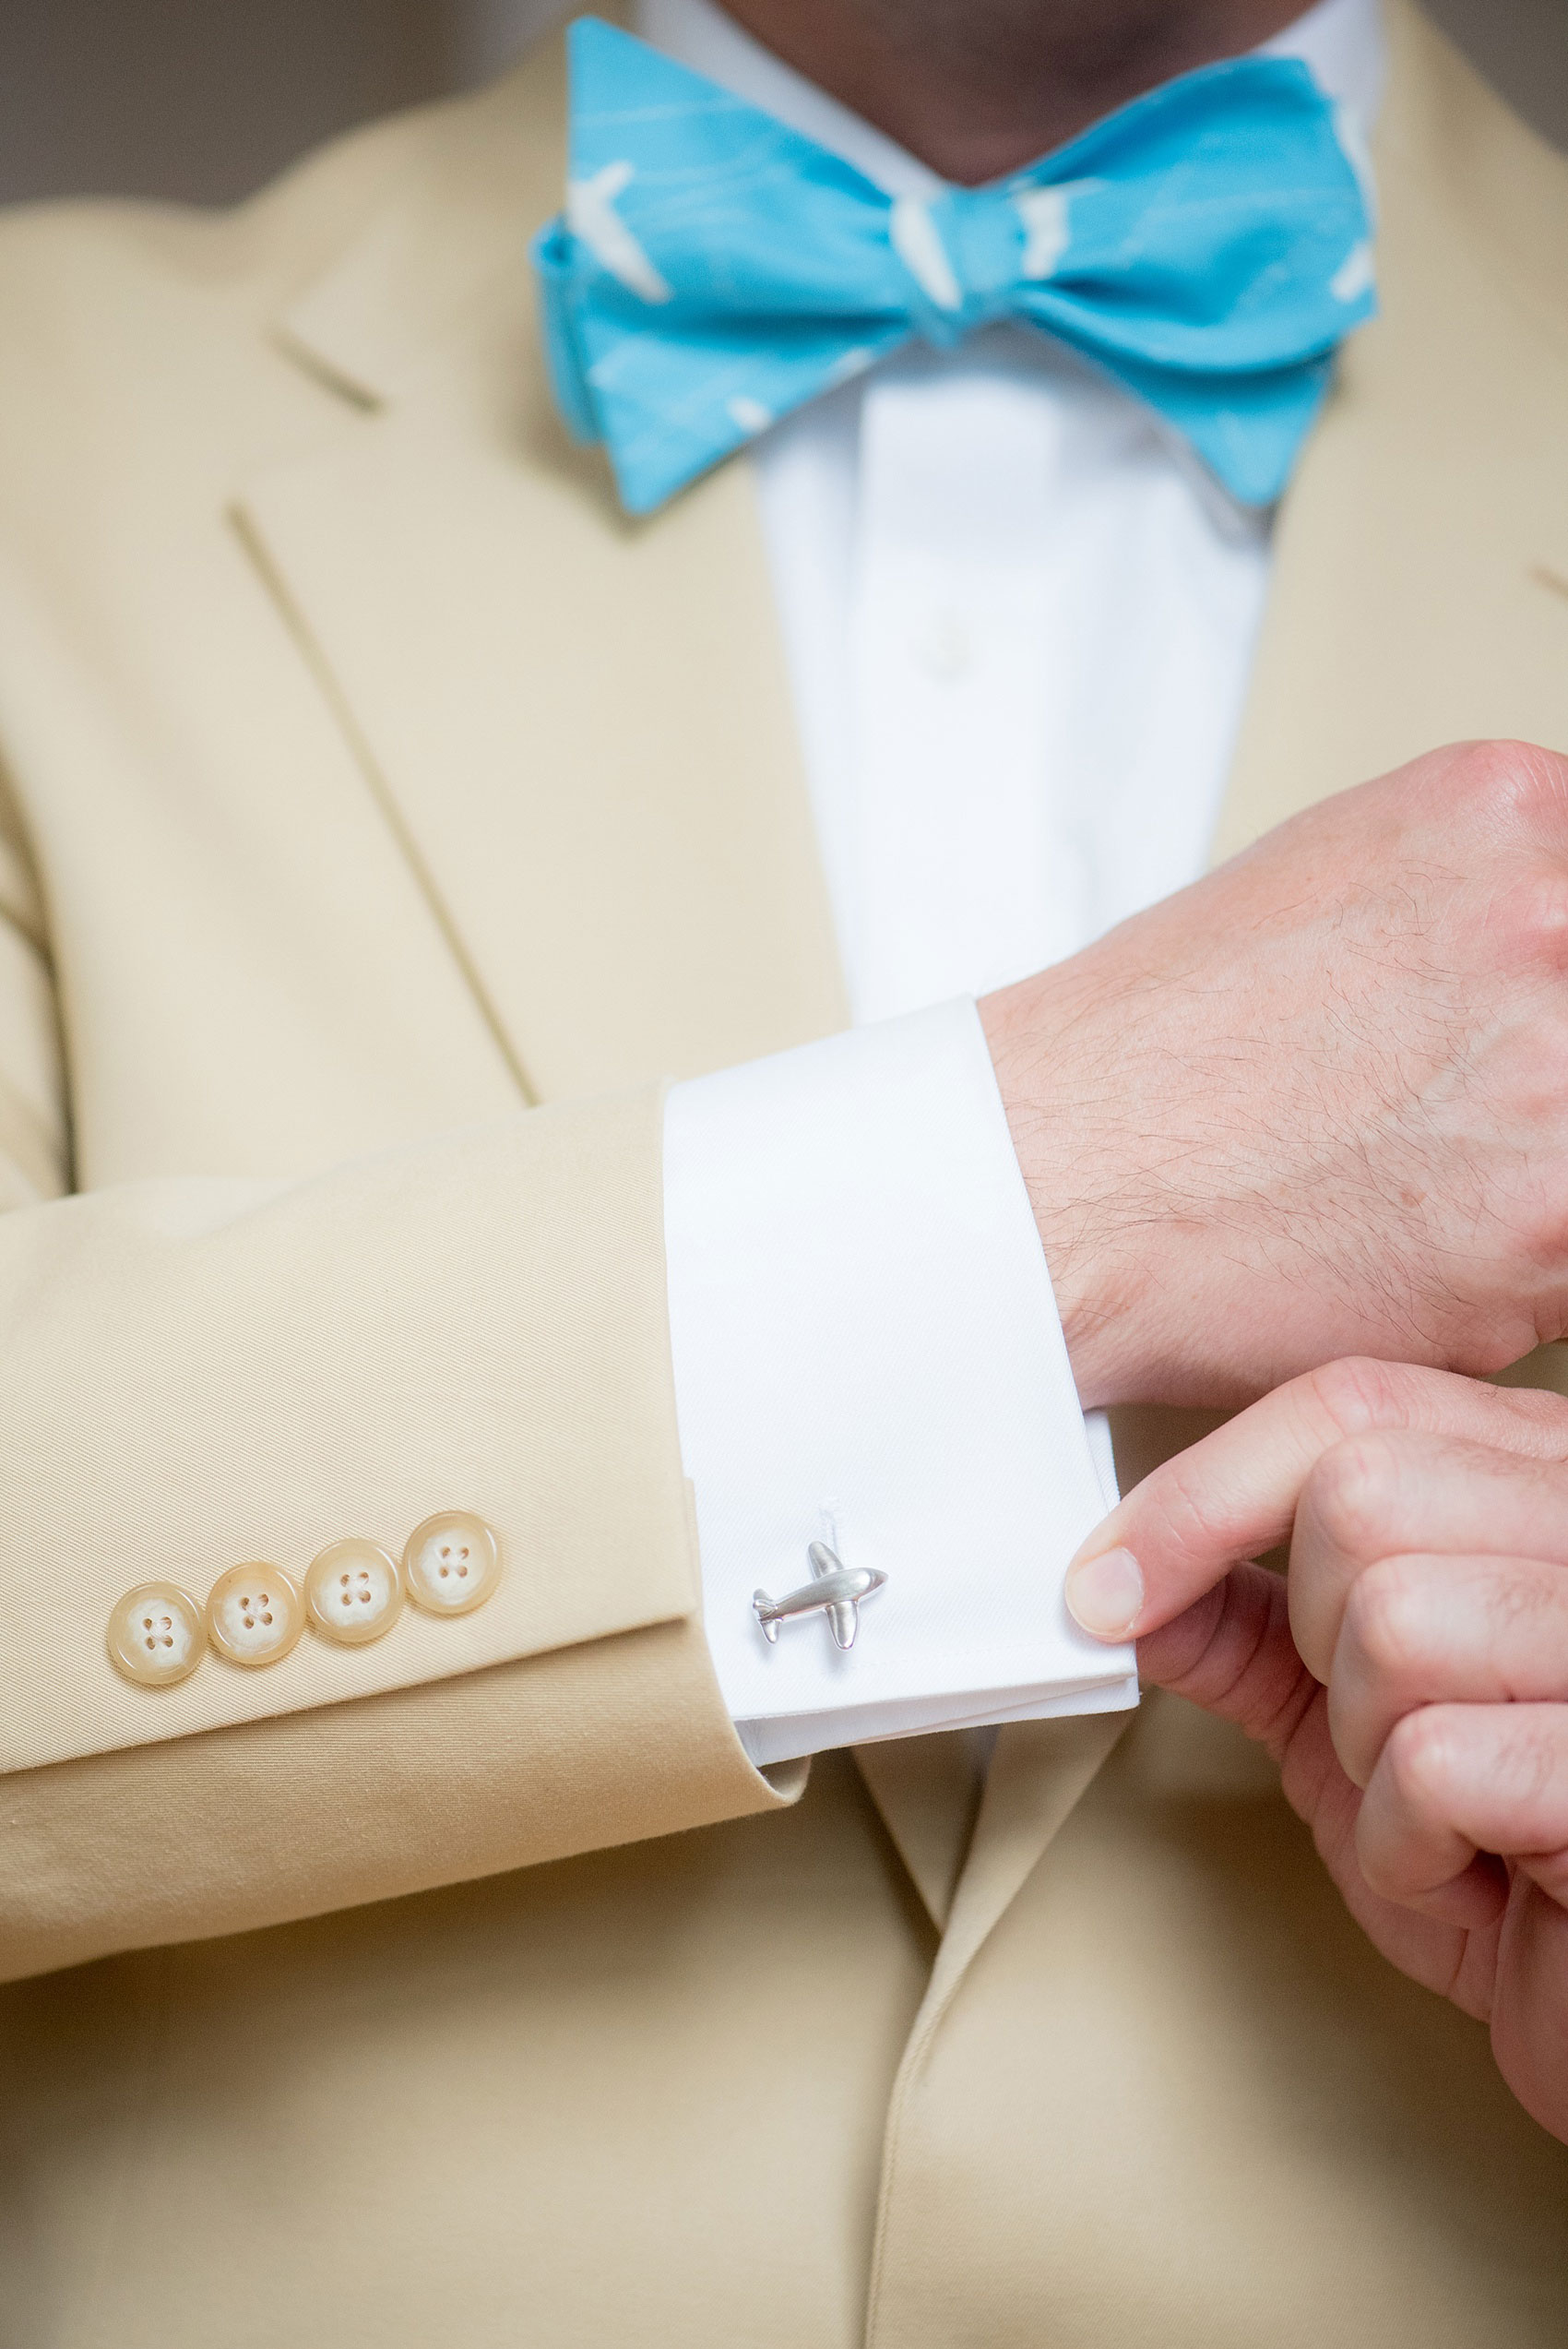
[107,1511,501,1687]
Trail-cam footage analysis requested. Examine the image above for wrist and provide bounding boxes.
[980,969,1153,1412]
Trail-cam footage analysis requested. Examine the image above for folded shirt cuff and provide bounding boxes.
[663,999,1137,1766]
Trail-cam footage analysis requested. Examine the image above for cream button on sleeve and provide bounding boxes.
[205,1564,305,1666]
[305,1539,403,1645]
[107,1581,207,1686]
[402,1512,502,1616]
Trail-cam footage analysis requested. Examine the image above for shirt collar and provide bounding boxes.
[635,0,1386,198]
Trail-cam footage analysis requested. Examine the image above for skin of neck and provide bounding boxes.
[715,0,1317,181]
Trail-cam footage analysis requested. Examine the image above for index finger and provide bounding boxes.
[1063,1358,1568,1643]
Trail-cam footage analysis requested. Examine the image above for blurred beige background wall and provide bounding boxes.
[0,0,1562,210]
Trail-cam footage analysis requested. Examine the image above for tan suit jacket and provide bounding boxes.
[2,6,1568,2343]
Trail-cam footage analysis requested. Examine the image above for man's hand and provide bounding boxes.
[1064,1357,1568,2143]
[980,738,1568,1409]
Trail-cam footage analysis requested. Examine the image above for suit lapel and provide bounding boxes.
[238,28,846,1106]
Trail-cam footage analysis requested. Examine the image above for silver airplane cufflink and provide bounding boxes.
[753,1539,887,1651]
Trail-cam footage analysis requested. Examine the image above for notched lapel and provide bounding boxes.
[238,27,846,1106]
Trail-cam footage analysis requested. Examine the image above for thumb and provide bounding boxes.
[1063,1358,1568,1643]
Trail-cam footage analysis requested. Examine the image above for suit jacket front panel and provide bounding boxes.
[1,1750,932,2349]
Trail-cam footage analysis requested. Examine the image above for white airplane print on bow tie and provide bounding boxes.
[564,161,672,304]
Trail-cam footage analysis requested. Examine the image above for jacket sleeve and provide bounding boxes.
[0,809,798,1982]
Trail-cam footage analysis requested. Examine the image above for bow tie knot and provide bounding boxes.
[534,17,1376,515]
[886,185,1085,344]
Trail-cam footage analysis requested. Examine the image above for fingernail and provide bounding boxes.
[1064,1547,1145,1640]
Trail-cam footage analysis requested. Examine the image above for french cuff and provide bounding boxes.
[663,999,1138,1768]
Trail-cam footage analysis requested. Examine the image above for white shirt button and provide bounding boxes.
[107,1581,206,1686]
[305,1538,403,1645]
[402,1511,502,1616]
[205,1564,305,1667]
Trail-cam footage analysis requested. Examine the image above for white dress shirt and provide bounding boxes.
[655,0,1386,1765]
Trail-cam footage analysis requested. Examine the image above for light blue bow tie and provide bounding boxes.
[533,16,1375,516]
